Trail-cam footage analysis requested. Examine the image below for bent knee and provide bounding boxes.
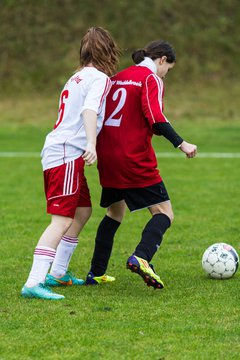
[149,202,174,224]
[158,210,174,224]
[167,211,174,224]
[51,215,73,233]
[61,218,73,233]
[107,209,125,223]
[151,210,174,224]
[107,201,126,223]
[75,206,92,223]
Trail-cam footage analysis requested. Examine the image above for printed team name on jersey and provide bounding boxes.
[71,75,82,84]
[111,80,142,87]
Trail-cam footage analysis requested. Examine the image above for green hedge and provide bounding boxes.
[0,0,239,94]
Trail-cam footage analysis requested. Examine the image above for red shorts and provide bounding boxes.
[44,157,91,218]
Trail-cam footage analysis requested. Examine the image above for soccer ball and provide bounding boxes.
[202,243,239,279]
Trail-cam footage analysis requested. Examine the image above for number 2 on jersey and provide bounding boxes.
[105,88,127,127]
[54,89,69,129]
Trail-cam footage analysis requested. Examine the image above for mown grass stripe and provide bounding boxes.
[156,152,240,158]
[1,152,240,158]
[0,152,40,157]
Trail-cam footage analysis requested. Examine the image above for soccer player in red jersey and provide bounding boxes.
[86,40,197,289]
[21,27,120,300]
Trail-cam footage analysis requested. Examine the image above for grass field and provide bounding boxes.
[0,95,240,360]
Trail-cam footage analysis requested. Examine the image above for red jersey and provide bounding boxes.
[97,58,169,188]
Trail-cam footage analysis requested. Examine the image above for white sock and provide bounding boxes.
[50,235,78,278]
[25,246,56,288]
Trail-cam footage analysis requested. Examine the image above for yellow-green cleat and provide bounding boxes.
[85,271,115,285]
[126,255,164,289]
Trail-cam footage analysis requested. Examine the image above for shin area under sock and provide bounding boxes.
[90,215,120,276]
[134,213,171,262]
[50,235,78,278]
[25,246,56,287]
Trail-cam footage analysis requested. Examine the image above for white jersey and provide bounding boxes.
[41,67,111,170]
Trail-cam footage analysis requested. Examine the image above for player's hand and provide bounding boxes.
[82,143,97,166]
[179,141,197,158]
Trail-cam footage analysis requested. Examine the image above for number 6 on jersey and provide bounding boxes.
[54,89,69,129]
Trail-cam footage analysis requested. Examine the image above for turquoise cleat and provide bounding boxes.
[45,271,85,287]
[21,283,65,300]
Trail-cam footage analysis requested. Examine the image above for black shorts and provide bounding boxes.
[100,181,170,212]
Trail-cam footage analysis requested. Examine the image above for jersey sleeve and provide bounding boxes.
[141,73,169,125]
[81,75,111,115]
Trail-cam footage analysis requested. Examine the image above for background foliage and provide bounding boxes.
[1,2,240,359]
[0,0,239,94]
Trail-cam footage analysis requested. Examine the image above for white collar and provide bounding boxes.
[137,57,157,74]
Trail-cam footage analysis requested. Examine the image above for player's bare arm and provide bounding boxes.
[82,109,97,166]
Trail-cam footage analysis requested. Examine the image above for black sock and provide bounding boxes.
[134,213,171,262]
[90,215,121,276]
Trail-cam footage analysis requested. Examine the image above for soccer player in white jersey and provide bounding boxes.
[21,27,120,300]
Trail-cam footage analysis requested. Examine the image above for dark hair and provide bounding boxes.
[132,40,176,64]
[79,27,121,76]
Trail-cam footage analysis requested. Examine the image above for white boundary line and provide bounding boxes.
[0,152,40,158]
[0,152,240,158]
[156,152,240,158]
